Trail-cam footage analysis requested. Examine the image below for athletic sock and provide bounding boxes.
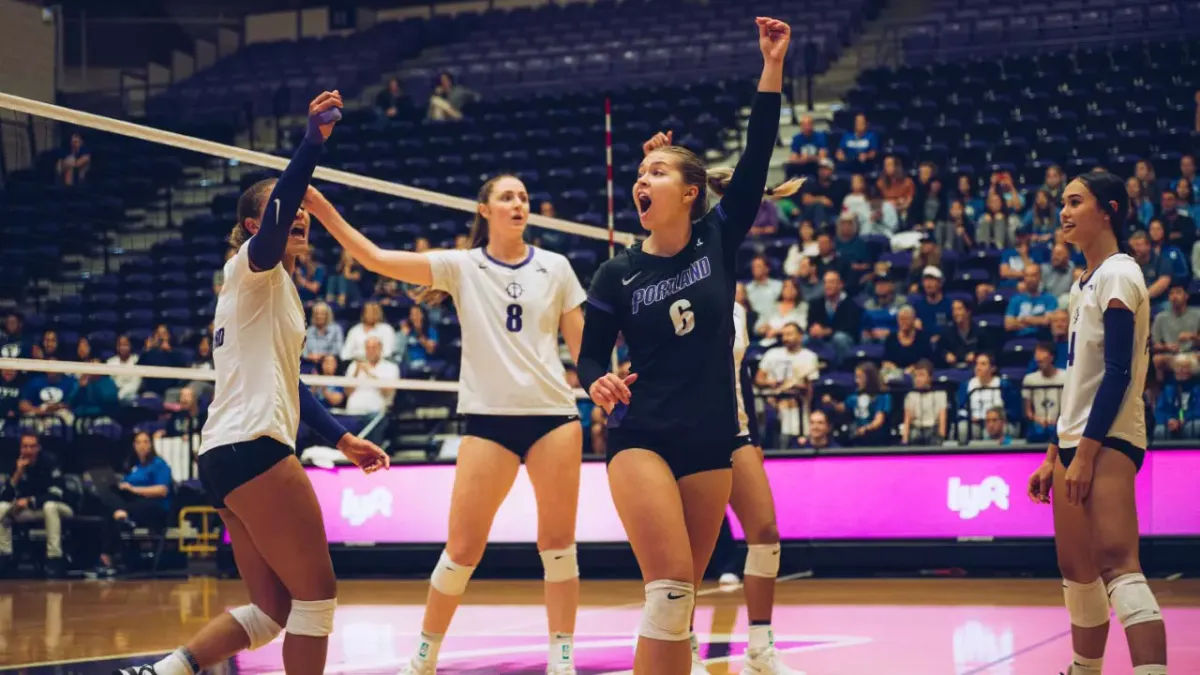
[414,631,444,669]
[1132,665,1167,675]
[153,648,196,675]
[1068,654,1103,675]
[549,632,574,665]
[748,622,774,653]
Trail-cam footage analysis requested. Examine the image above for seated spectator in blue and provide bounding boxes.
[1047,310,1070,370]
[137,325,186,396]
[1041,243,1076,304]
[937,299,982,369]
[913,266,953,335]
[951,174,985,222]
[1130,230,1174,306]
[0,313,30,359]
[1155,354,1200,440]
[1160,189,1198,255]
[1174,154,1197,192]
[1005,265,1057,338]
[883,305,933,380]
[19,358,77,422]
[805,270,862,366]
[836,113,879,171]
[901,360,948,445]
[833,214,872,290]
[1148,219,1191,283]
[154,387,204,439]
[1021,342,1067,443]
[56,132,90,186]
[292,245,326,305]
[310,354,345,409]
[862,274,904,341]
[791,409,840,450]
[957,353,1019,441]
[0,369,21,424]
[69,349,118,418]
[1150,283,1200,381]
[987,170,1024,212]
[998,227,1048,287]
[35,329,62,360]
[304,301,345,368]
[973,406,1013,447]
[824,362,892,446]
[786,115,828,177]
[1023,189,1059,244]
[1126,176,1155,228]
[799,159,845,226]
[1177,177,1197,209]
[89,430,172,578]
[976,191,1021,250]
[397,304,439,374]
[325,250,364,308]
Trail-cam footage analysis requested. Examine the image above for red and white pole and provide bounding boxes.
[605,97,615,260]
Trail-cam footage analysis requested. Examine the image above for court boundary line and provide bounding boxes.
[957,627,1072,675]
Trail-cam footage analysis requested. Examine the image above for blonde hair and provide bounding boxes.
[653,146,804,220]
[229,178,278,249]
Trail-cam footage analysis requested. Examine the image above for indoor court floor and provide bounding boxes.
[1,577,1198,675]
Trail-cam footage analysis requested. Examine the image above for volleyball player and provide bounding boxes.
[305,175,587,675]
[1027,171,1168,675]
[116,92,389,675]
[640,133,798,675]
[576,18,797,675]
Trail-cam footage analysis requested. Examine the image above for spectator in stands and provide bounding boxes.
[905,238,941,292]
[1130,230,1174,304]
[155,387,203,439]
[0,369,20,425]
[1005,265,1057,338]
[137,325,185,397]
[974,406,1013,446]
[998,226,1044,287]
[310,354,345,410]
[1160,189,1198,257]
[755,322,820,444]
[825,362,891,446]
[988,170,1024,212]
[899,360,946,446]
[789,254,824,304]
[303,302,345,367]
[1177,177,1197,209]
[936,200,974,254]
[396,304,439,374]
[1022,342,1067,443]
[958,353,1015,441]
[107,335,141,404]
[734,283,758,338]
[908,161,947,233]
[862,273,904,341]
[427,72,476,122]
[1155,353,1199,440]
[799,158,843,226]
[1126,177,1155,228]
[913,266,953,335]
[745,255,783,319]
[0,313,29,359]
[73,336,92,363]
[292,246,326,306]
[88,430,172,579]
[184,335,214,401]
[836,113,879,171]
[1176,154,1197,191]
[806,270,861,366]
[1042,243,1076,304]
[56,132,90,186]
[341,301,396,362]
[786,115,828,178]
[1040,165,1065,206]
[1151,283,1200,381]
[747,197,782,238]
[793,409,838,450]
[754,278,808,343]
[0,434,72,577]
[325,250,364,308]
[938,298,980,369]
[344,336,400,418]
[212,248,235,297]
[883,305,933,380]
[952,174,984,222]
[1136,160,1162,206]
[375,77,409,126]
[19,357,77,425]
[36,329,60,360]
[834,214,871,288]
[876,155,914,218]
[976,191,1019,250]
[70,354,118,419]
[840,174,871,227]
[1024,189,1058,243]
[1148,219,1191,283]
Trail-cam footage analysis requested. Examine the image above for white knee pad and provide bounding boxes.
[540,544,579,583]
[744,543,781,579]
[638,580,694,642]
[285,598,336,637]
[1107,573,1163,628]
[229,604,282,650]
[1063,578,1110,628]
[430,550,476,597]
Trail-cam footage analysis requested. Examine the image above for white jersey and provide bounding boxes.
[200,242,306,454]
[428,247,586,415]
[1056,254,1150,449]
[733,303,750,437]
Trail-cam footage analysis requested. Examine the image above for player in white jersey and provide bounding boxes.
[1027,171,1167,675]
[116,93,388,675]
[306,174,587,675]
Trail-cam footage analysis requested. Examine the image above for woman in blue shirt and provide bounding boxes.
[825,362,893,446]
[90,430,173,578]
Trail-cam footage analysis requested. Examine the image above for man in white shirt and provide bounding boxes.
[344,336,401,417]
[745,255,783,319]
[1022,342,1068,443]
[754,322,820,442]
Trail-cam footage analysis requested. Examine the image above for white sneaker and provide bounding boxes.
[397,658,436,675]
[546,665,577,675]
[742,646,804,675]
[691,649,710,675]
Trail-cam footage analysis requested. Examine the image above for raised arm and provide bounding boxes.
[304,187,433,287]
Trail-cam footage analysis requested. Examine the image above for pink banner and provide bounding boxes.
[296,451,1200,544]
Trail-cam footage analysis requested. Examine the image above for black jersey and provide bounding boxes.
[577,92,781,441]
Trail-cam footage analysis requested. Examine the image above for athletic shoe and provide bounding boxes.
[396,658,436,675]
[690,649,709,675]
[545,665,577,675]
[743,647,804,675]
[113,666,158,675]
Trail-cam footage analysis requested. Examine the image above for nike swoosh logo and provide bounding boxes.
[622,272,642,285]
[274,198,282,226]
[554,555,564,560]
[667,592,686,600]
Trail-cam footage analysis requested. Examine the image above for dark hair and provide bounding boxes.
[230,178,278,248]
[1074,170,1129,248]
[420,174,519,305]
[913,359,934,375]
[650,145,803,221]
[855,361,885,395]
[1035,341,1055,356]
[130,430,159,468]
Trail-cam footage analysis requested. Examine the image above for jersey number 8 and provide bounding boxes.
[669,299,695,336]
[506,303,523,332]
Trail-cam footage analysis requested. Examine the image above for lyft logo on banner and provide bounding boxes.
[341,487,393,526]
[947,476,1010,520]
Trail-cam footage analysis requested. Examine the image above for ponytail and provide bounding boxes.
[705,167,804,201]
[230,178,278,249]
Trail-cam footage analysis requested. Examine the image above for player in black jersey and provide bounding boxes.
[576,17,797,675]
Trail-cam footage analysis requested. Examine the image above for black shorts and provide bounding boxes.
[197,436,294,509]
[1059,436,1146,472]
[463,414,580,460]
[606,427,738,480]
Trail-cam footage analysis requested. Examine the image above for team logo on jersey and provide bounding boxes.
[507,282,524,299]
[630,256,712,314]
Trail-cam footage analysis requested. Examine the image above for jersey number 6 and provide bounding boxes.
[506,303,523,332]
[669,299,695,336]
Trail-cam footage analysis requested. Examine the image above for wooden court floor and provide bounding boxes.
[1,577,1198,674]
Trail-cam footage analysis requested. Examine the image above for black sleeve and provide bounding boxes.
[247,138,324,271]
[577,262,623,392]
[715,92,783,248]
[741,359,760,446]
